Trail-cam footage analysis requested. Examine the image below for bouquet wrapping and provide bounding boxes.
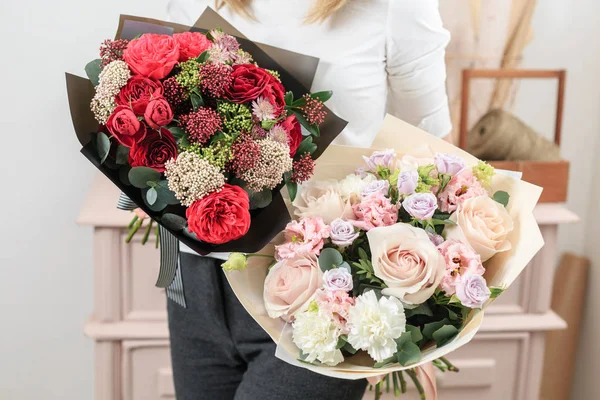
[66,8,346,257]
[223,114,544,386]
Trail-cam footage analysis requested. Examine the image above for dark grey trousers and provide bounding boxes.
[167,253,368,400]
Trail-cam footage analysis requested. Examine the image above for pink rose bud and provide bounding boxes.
[435,153,466,175]
[362,149,396,171]
[402,193,438,220]
[322,268,354,292]
[455,274,491,308]
[329,218,359,247]
[397,170,419,195]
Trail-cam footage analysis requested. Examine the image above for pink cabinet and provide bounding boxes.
[79,176,573,400]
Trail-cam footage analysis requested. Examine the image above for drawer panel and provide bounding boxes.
[121,232,167,321]
[122,340,173,400]
[368,332,529,400]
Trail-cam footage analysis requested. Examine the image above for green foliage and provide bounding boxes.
[296,136,317,156]
[142,188,168,212]
[490,286,505,299]
[432,325,459,347]
[290,109,319,137]
[284,91,294,106]
[286,181,298,202]
[161,213,187,231]
[217,101,253,135]
[395,332,421,366]
[96,132,110,164]
[437,173,452,194]
[493,190,510,207]
[473,160,495,186]
[248,189,273,210]
[196,50,209,64]
[85,59,102,86]
[128,167,161,189]
[146,187,158,205]
[190,92,204,110]
[318,248,344,272]
[405,324,423,343]
[116,145,129,165]
[156,180,180,205]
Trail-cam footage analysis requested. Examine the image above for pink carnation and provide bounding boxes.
[351,192,398,231]
[315,288,355,333]
[275,217,331,260]
[437,239,485,295]
[438,170,487,213]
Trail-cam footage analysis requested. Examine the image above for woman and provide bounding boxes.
[164,1,452,399]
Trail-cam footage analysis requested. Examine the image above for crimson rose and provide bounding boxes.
[144,98,174,129]
[280,115,302,156]
[106,106,146,147]
[263,75,286,117]
[225,64,273,104]
[116,76,163,115]
[123,34,180,80]
[129,128,178,172]
[173,32,212,61]
[186,184,251,244]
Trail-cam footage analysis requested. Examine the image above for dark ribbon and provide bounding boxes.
[117,193,186,307]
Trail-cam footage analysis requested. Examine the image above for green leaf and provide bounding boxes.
[85,59,102,86]
[432,212,452,220]
[129,167,161,189]
[437,173,452,194]
[146,187,158,205]
[168,126,186,138]
[318,248,344,271]
[161,213,187,231]
[447,307,459,321]
[248,189,273,209]
[116,145,129,165]
[261,119,276,130]
[284,91,294,106]
[290,109,320,137]
[490,287,505,299]
[296,136,318,156]
[338,262,351,273]
[196,50,209,63]
[432,325,459,347]
[422,319,450,341]
[396,340,421,366]
[404,303,433,318]
[449,295,461,304]
[310,90,333,103]
[156,180,180,205]
[191,92,204,110]
[430,218,456,226]
[142,188,167,212]
[493,190,510,207]
[96,132,110,164]
[374,356,397,369]
[357,247,369,261]
[118,166,131,186]
[395,331,414,348]
[405,325,423,343]
[342,342,358,355]
[336,335,347,349]
[286,181,298,202]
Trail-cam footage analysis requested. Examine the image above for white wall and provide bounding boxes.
[512,1,600,399]
[0,1,167,399]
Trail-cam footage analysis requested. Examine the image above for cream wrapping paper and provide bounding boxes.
[224,114,544,379]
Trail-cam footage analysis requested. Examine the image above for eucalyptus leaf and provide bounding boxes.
[146,187,158,205]
[142,188,167,212]
[118,166,131,186]
[422,318,450,341]
[249,189,273,210]
[338,262,351,273]
[493,190,510,207]
[405,325,423,343]
[404,302,433,318]
[318,248,343,271]
[96,132,110,164]
[396,340,421,366]
[161,213,187,231]
[432,325,459,347]
[156,180,180,205]
[129,167,161,189]
[85,59,102,86]
[116,145,129,165]
[286,181,298,202]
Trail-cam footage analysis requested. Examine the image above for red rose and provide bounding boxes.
[186,184,251,245]
[280,115,302,156]
[225,64,273,104]
[106,106,146,147]
[144,98,174,129]
[173,32,212,61]
[129,128,178,172]
[116,76,163,115]
[123,34,180,80]
[263,75,286,117]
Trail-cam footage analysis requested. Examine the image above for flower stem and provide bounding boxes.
[392,370,401,396]
[385,374,390,393]
[374,381,382,400]
[246,254,275,259]
[127,215,138,229]
[440,357,459,372]
[406,369,426,400]
[126,218,143,243]
[398,371,407,394]
[141,219,153,245]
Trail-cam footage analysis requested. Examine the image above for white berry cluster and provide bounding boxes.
[240,138,292,192]
[90,60,131,124]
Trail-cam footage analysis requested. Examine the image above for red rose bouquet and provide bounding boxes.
[67,12,346,256]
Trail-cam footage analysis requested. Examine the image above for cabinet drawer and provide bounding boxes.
[368,332,529,400]
[122,340,174,400]
[121,232,167,321]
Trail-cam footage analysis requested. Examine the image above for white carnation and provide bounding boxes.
[292,308,344,366]
[346,291,406,362]
[338,173,377,200]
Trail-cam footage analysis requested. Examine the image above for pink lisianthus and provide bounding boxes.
[351,192,398,231]
[437,239,485,295]
[315,288,355,333]
[438,170,487,213]
[275,217,331,260]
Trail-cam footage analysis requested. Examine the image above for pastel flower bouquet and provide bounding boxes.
[66,10,346,255]
[223,115,544,398]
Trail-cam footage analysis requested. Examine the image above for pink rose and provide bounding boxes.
[144,98,173,129]
[367,223,446,305]
[437,239,485,295]
[263,253,323,319]
[275,217,331,260]
[351,192,398,231]
[123,34,180,80]
[322,268,353,292]
[435,153,465,175]
[363,149,396,171]
[402,193,438,220]
[438,170,487,213]
[173,32,212,61]
[397,170,419,195]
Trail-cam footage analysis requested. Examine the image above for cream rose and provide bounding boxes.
[263,254,323,320]
[445,196,514,261]
[293,179,346,224]
[367,223,445,305]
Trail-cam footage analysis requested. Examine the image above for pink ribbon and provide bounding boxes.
[366,362,437,400]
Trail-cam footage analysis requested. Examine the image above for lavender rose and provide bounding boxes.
[322,268,354,292]
[363,149,396,171]
[362,179,390,197]
[402,193,438,220]
[455,274,491,308]
[435,153,465,175]
[397,170,419,195]
[329,218,359,247]
[427,231,444,246]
